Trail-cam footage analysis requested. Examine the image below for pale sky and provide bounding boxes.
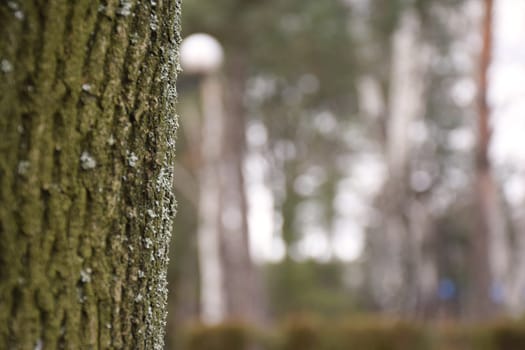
[492,0,525,204]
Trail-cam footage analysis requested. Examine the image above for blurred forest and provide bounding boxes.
[169,0,525,348]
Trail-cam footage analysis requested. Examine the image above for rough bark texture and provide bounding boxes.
[0,1,181,348]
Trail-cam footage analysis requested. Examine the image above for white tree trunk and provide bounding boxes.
[197,75,226,324]
[369,8,436,314]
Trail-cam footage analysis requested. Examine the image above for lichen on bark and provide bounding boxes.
[0,1,181,348]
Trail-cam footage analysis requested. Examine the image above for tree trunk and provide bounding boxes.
[220,52,267,325]
[367,8,436,316]
[0,1,181,348]
[468,0,505,319]
[197,73,227,324]
[196,51,267,326]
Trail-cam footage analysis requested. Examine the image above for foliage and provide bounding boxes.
[484,321,525,350]
[327,317,430,350]
[182,318,525,350]
[265,260,359,318]
[184,322,251,350]
[279,315,321,350]
[183,321,277,350]
[176,0,496,327]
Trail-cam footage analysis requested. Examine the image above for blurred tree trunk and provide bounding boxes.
[220,52,267,325]
[197,72,228,324]
[468,0,507,319]
[0,1,180,348]
[506,203,525,315]
[195,52,267,326]
[170,91,201,328]
[167,90,201,349]
[368,8,437,317]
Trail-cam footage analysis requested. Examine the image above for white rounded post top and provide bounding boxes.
[180,33,224,75]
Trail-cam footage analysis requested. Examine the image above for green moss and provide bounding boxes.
[0,0,181,348]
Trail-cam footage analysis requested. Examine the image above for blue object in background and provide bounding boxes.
[438,278,456,300]
[491,282,505,304]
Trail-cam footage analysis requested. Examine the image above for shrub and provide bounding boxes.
[180,316,525,350]
[280,315,321,350]
[432,320,525,350]
[432,323,478,350]
[486,321,525,350]
[185,321,250,350]
[327,317,429,350]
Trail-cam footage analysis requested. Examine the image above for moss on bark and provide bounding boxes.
[0,1,181,348]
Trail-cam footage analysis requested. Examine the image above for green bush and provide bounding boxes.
[327,317,429,350]
[431,323,478,350]
[431,320,525,350]
[485,321,525,350]
[180,316,525,350]
[185,322,250,350]
[280,315,321,350]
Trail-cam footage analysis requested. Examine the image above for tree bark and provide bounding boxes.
[468,0,505,319]
[0,1,181,348]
